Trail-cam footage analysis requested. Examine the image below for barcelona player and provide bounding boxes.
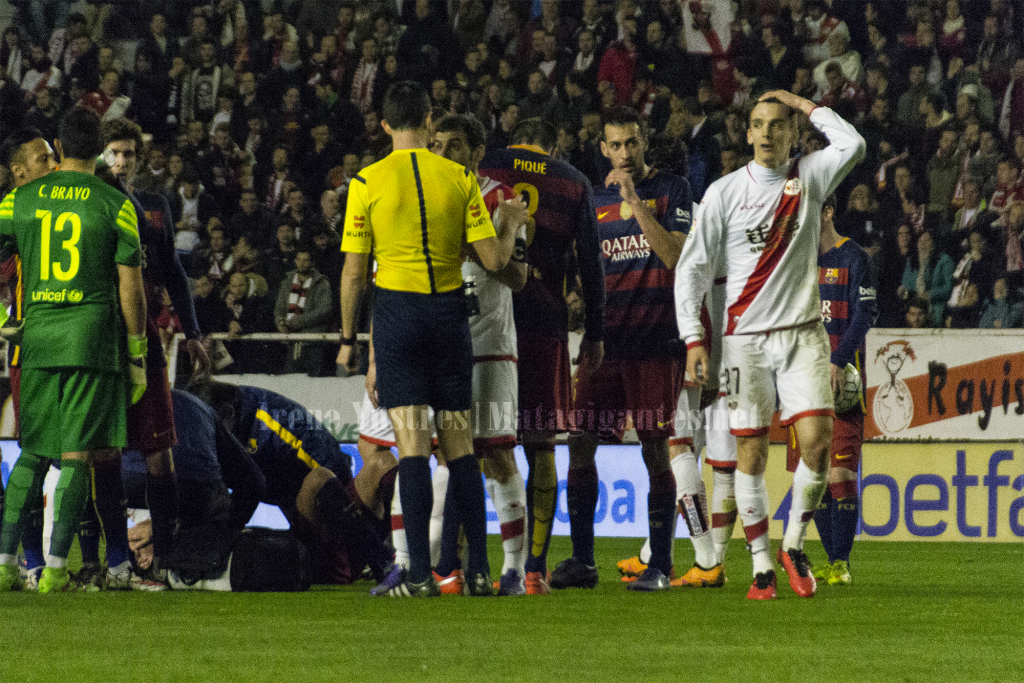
[786,193,876,585]
[551,107,691,591]
[479,118,605,593]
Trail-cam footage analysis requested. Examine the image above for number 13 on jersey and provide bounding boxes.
[36,209,81,281]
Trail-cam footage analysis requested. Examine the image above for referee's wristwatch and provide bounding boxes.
[339,336,356,346]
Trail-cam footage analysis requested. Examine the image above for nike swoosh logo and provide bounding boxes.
[657,421,672,428]
[598,211,610,219]
[835,453,851,460]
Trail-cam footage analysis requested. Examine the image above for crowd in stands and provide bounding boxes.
[0,0,1022,375]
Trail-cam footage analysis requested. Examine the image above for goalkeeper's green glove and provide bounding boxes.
[128,334,147,405]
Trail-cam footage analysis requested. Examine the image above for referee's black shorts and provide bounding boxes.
[373,287,472,411]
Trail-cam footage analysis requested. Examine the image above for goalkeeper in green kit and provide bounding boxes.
[0,107,147,593]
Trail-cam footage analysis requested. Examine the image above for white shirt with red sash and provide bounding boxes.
[675,106,865,343]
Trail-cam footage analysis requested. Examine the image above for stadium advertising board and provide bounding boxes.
[865,329,1024,441]
[3,442,1020,542]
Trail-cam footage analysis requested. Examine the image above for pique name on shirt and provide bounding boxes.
[512,158,547,174]
[602,234,651,261]
[38,184,91,201]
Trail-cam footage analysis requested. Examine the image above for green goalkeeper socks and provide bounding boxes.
[0,452,49,558]
[48,458,92,564]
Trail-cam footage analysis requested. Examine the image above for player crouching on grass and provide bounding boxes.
[191,378,396,585]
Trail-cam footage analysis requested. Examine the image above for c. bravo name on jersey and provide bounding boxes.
[30,287,83,303]
[36,184,91,201]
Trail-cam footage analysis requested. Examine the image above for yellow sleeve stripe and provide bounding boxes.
[0,189,15,219]
[255,408,320,470]
[117,199,138,235]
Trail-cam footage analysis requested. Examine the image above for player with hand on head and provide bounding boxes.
[785,193,876,586]
[675,90,865,599]
[0,107,146,593]
[551,106,690,591]
[479,118,605,594]
[430,113,530,596]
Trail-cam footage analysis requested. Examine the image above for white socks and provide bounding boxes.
[671,451,716,568]
[485,474,528,577]
[711,469,737,565]
[734,471,771,575]
[783,460,828,551]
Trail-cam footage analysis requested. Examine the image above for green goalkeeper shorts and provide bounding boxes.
[19,366,127,458]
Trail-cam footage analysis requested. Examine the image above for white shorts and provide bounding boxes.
[669,385,703,448]
[358,390,436,447]
[470,359,517,449]
[703,395,737,468]
[720,322,834,435]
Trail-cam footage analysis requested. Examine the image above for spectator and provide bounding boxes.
[598,15,638,106]
[803,0,850,68]
[269,86,308,157]
[189,226,234,286]
[318,190,342,234]
[193,274,230,333]
[519,68,559,121]
[897,64,934,131]
[678,96,720,203]
[21,86,60,143]
[223,271,276,373]
[274,249,333,375]
[80,69,131,121]
[926,129,964,221]
[172,166,220,238]
[905,295,930,328]
[836,183,880,247]
[813,31,863,97]
[758,21,803,93]
[200,122,248,208]
[998,201,1024,295]
[969,127,1003,197]
[816,62,869,120]
[350,38,380,116]
[900,230,955,327]
[281,186,314,245]
[139,12,179,74]
[946,229,999,328]
[998,57,1024,143]
[576,0,610,52]
[569,29,600,92]
[979,277,1023,328]
[877,223,917,327]
[133,144,169,194]
[263,219,299,293]
[226,187,276,248]
[21,41,61,100]
[486,101,518,149]
[127,49,172,143]
[260,40,305,115]
[989,158,1023,215]
[397,0,459,82]
[262,146,294,213]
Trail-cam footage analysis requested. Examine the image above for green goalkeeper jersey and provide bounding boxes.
[0,170,142,370]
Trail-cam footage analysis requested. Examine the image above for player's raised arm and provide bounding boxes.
[759,90,867,198]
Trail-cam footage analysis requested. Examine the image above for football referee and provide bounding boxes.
[339,81,519,596]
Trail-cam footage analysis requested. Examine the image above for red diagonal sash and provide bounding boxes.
[726,163,802,335]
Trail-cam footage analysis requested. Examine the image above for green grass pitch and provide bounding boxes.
[1,536,1021,683]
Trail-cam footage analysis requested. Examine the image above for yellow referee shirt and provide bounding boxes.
[341,148,496,294]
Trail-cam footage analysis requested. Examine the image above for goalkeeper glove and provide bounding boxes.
[128,334,148,405]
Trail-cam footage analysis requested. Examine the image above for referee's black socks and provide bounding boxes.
[445,454,490,577]
[398,456,434,583]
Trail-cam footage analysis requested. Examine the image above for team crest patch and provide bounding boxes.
[824,268,839,284]
[783,178,802,195]
[620,201,633,220]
